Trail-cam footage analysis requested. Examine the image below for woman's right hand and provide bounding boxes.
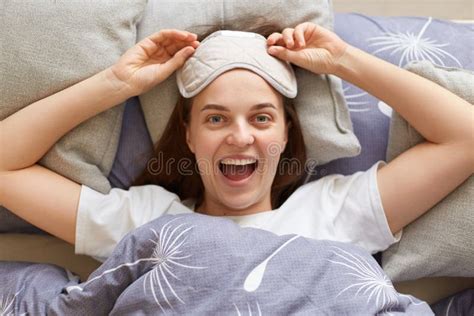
[266,22,348,75]
[109,29,199,96]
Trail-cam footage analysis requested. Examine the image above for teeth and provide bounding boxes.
[220,158,257,165]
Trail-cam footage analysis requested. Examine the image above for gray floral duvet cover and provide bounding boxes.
[1,214,433,315]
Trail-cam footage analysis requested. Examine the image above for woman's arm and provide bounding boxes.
[334,46,472,145]
[0,69,126,244]
[0,30,199,172]
[0,29,199,244]
[0,69,128,172]
[334,46,473,234]
[267,23,472,145]
[0,166,81,244]
[267,22,473,234]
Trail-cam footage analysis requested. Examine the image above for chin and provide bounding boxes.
[221,194,255,209]
[218,192,267,214]
[202,177,272,215]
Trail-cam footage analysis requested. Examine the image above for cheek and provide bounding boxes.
[193,131,222,176]
[259,128,287,157]
[257,132,287,176]
[194,132,218,156]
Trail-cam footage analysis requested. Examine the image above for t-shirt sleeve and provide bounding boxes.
[324,161,402,253]
[76,185,191,260]
[284,161,401,254]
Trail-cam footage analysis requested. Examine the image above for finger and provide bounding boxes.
[281,28,295,48]
[267,32,282,46]
[294,23,307,48]
[267,45,305,67]
[162,40,200,57]
[139,30,198,58]
[268,34,286,47]
[302,22,318,43]
[149,29,197,44]
[158,46,196,79]
[135,37,162,58]
[159,29,197,41]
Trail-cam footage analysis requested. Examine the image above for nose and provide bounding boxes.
[226,119,255,147]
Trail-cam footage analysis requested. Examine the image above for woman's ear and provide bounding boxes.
[185,123,195,154]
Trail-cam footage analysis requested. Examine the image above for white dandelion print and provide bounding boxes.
[0,294,15,316]
[327,246,398,309]
[343,86,371,113]
[68,218,207,313]
[243,235,300,292]
[233,301,262,316]
[326,246,425,314]
[368,17,462,67]
[377,101,393,117]
[1,289,26,316]
[142,222,207,313]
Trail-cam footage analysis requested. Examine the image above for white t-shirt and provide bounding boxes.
[76,161,401,261]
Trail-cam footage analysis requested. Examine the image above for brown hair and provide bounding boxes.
[133,17,307,208]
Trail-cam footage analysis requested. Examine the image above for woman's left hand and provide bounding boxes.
[267,22,348,75]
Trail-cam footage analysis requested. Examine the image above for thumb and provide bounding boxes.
[267,46,308,69]
[159,46,195,79]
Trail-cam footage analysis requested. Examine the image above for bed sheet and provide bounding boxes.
[1,214,433,315]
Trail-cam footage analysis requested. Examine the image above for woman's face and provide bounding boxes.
[186,69,288,216]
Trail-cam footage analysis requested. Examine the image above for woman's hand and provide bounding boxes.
[267,22,348,75]
[109,29,199,96]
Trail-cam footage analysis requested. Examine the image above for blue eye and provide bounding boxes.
[208,115,224,124]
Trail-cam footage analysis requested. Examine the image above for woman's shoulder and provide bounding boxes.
[80,183,181,205]
[281,161,385,208]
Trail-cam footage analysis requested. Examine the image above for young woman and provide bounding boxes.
[0,22,472,261]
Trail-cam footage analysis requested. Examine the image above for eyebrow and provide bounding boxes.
[200,103,277,112]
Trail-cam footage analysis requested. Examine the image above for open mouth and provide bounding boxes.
[219,158,258,182]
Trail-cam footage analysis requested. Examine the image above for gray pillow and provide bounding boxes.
[136,0,361,166]
[0,1,147,193]
[382,61,474,282]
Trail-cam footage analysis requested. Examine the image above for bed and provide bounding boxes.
[0,0,473,314]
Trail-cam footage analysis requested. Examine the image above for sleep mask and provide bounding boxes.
[176,30,297,98]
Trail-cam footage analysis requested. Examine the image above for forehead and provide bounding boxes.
[192,69,283,109]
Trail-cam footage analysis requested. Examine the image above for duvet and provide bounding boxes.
[1,214,433,315]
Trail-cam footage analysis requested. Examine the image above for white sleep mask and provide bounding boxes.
[176,30,297,98]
